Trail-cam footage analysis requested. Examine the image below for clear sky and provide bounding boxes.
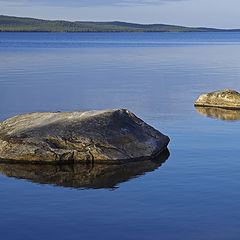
[0,0,240,29]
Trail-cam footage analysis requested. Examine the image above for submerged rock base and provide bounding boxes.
[0,149,170,189]
[0,109,169,163]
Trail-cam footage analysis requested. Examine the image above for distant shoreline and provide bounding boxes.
[1,15,240,33]
[1,30,240,33]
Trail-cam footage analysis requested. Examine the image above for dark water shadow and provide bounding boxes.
[0,149,170,190]
[195,106,240,121]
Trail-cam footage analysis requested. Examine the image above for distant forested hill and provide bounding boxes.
[0,15,239,32]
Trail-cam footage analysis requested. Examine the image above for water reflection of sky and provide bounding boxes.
[1,32,240,240]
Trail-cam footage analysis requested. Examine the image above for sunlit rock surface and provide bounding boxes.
[195,89,240,109]
[195,106,240,121]
[0,109,169,163]
[0,149,169,189]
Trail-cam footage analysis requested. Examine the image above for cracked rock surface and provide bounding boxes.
[195,89,240,109]
[0,109,170,163]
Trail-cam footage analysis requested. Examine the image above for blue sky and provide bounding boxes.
[0,0,240,28]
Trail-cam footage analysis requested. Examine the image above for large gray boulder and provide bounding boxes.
[0,109,169,163]
[195,89,240,109]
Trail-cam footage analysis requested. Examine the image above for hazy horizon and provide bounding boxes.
[0,0,240,29]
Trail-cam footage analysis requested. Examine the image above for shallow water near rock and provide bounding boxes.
[1,32,240,240]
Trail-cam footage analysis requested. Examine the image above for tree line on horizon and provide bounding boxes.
[0,15,238,32]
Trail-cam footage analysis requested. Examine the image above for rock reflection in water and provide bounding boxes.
[0,149,170,189]
[195,106,240,121]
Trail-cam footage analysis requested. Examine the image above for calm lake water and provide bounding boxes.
[1,32,240,240]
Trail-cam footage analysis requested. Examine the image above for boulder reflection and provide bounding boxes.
[195,106,240,121]
[0,149,169,189]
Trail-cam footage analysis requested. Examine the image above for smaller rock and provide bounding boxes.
[194,89,240,109]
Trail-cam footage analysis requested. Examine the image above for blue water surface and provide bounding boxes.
[0,32,240,240]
